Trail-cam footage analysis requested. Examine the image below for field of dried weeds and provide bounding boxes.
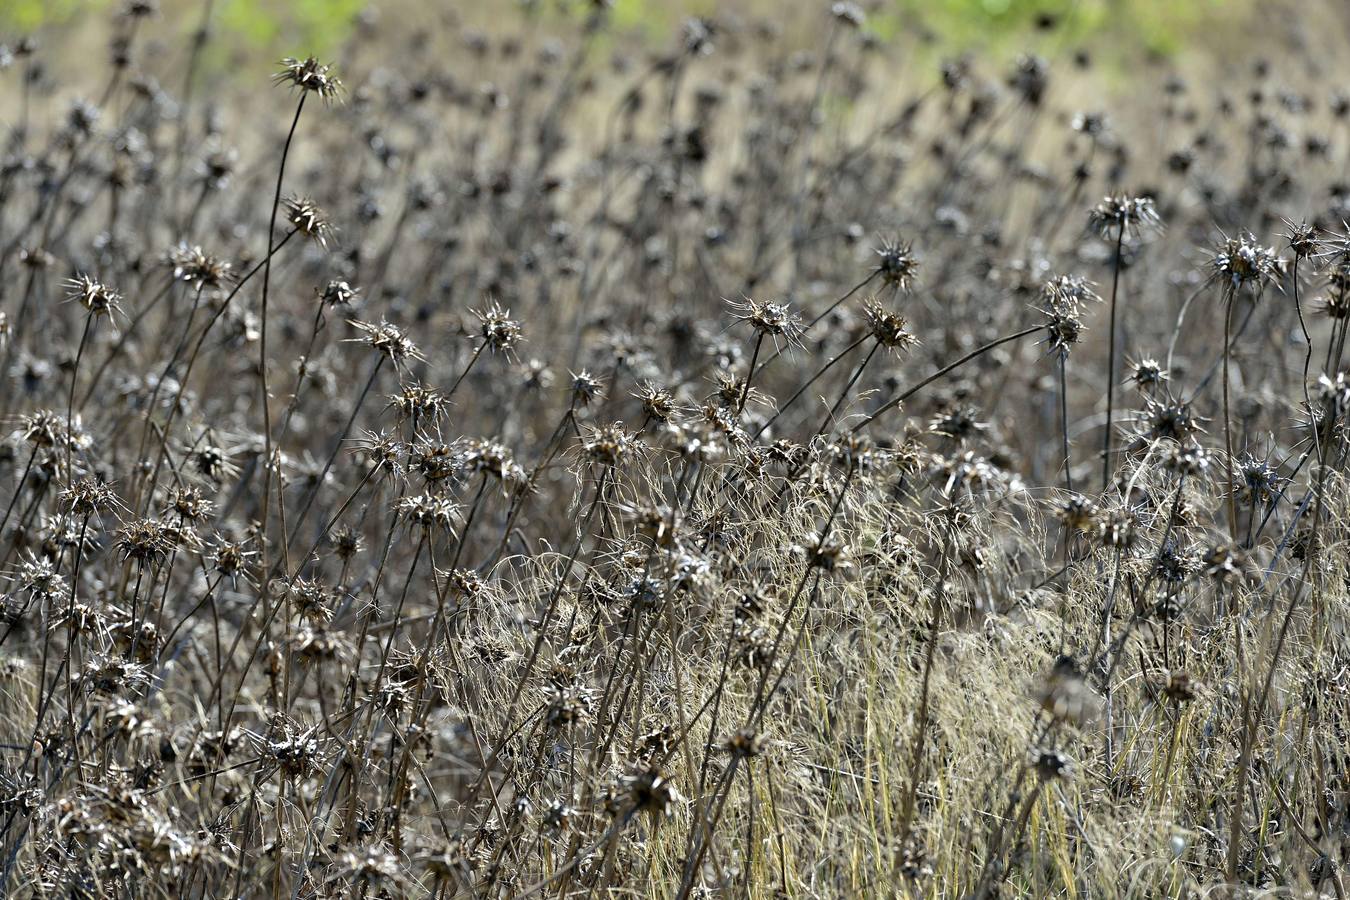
[2,1,1350,897]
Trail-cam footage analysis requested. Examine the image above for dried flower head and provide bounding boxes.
[569,370,605,406]
[116,519,174,567]
[1088,194,1162,239]
[396,493,462,533]
[281,195,334,247]
[1040,274,1100,311]
[389,382,447,424]
[617,765,683,820]
[1097,507,1139,549]
[1283,219,1323,259]
[1163,440,1211,477]
[728,296,803,347]
[875,238,921,291]
[273,56,343,102]
[64,274,123,319]
[319,279,360,308]
[1210,232,1287,292]
[473,300,524,355]
[1237,454,1284,503]
[59,478,120,518]
[863,299,920,352]
[347,319,423,367]
[168,243,232,287]
[1040,304,1084,358]
[581,422,640,467]
[1128,357,1169,391]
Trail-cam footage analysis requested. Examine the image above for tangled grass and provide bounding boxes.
[1,2,1350,897]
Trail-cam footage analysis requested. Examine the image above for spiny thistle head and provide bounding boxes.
[64,274,123,319]
[581,422,641,467]
[458,438,524,485]
[473,301,524,355]
[1209,232,1287,292]
[569,370,605,406]
[281,195,334,248]
[1096,507,1139,549]
[17,409,65,447]
[1087,193,1162,239]
[1282,219,1323,259]
[1138,395,1205,443]
[1039,303,1083,359]
[1053,494,1098,532]
[1039,274,1100,311]
[874,238,921,291]
[319,279,360,308]
[15,552,66,599]
[273,56,343,102]
[617,765,683,820]
[166,485,214,523]
[727,296,802,345]
[167,243,231,287]
[395,493,461,533]
[1163,440,1211,477]
[635,383,678,422]
[388,382,446,424]
[347,320,423,367]
[1237,454,1283,503]
[1128,357,1169,391]
[59,478,120,517]
[862,299,919,352]
[116,519,175,567]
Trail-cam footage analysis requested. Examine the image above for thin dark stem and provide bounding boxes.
[1102,220,1124,491]
[853,325,1040,432]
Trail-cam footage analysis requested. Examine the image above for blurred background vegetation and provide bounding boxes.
[0,0,1249,58]
[2,0,1342,109]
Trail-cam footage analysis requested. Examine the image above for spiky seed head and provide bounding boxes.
[319,279,360,308]
[617,765,683,820]
[1209,232,1287,292]
[581,423,640,467]
[281,195,334,248]
[863,299,919,352]
[1128,357,1169,390]
[727,296,803,345]
[875,238,921,291]
[1087,193,1162,238]
[1039,274,1100,311]
[167,244,231,287]
[1283,219,1322,259]
[473,301,524,355]
[347,319,423,366]
[64,274,122,319]
[568,370,605,406]
[1040,305,1083,358]
[273,56,343,102]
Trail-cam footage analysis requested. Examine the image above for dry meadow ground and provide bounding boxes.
[2,1,1350,897]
